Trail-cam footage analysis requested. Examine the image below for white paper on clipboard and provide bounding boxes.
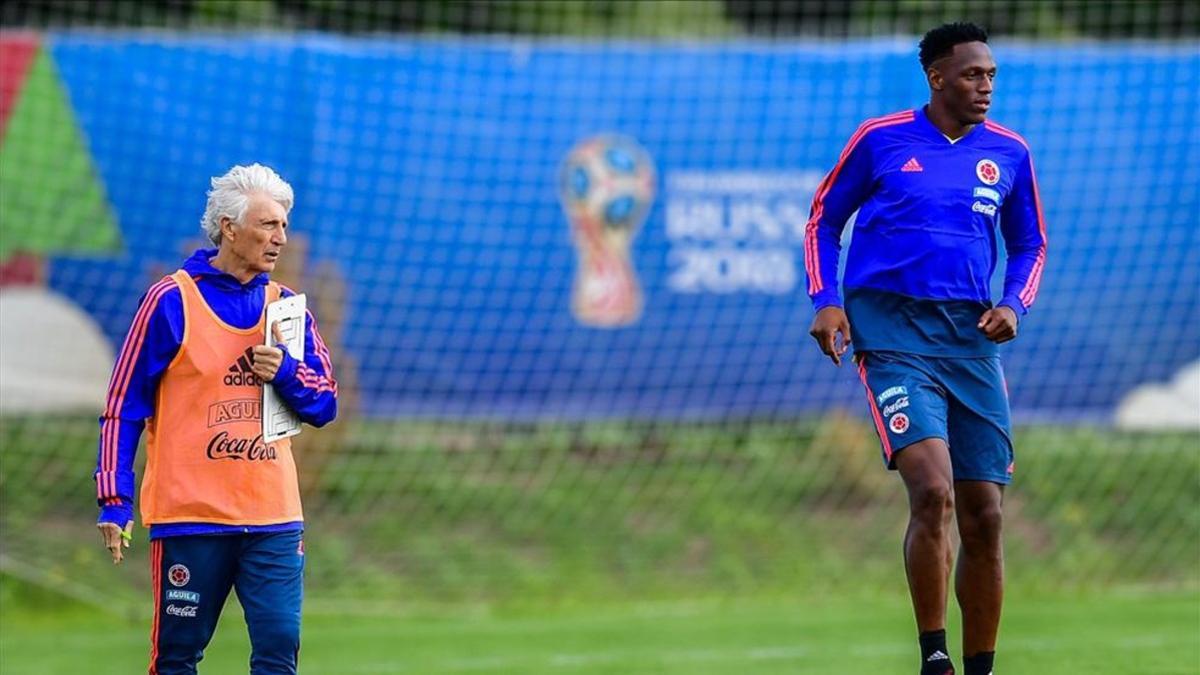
[263,293,306,443]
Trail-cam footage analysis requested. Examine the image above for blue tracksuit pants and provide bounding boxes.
[149,530,304,674]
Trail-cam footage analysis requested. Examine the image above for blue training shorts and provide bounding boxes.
[855,350,1014,484]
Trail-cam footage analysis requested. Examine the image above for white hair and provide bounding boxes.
[200,164,294,246]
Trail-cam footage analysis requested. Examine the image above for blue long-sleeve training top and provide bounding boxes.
[94,248,338,538]
[804,107,1047,356]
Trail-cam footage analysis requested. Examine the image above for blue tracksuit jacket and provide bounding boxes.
[94,248,338,539]
[804,107,1047,356]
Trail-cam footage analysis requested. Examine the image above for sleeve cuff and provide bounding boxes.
[998,296,1028,317]
[811,291,843,312]
[98,502,133,527]
[273,346,298,383]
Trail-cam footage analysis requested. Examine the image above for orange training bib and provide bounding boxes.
[140,270,302,526]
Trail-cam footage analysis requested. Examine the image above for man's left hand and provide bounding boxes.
[252,322,286,382]
[978,306,1018,344]
[97,520,133,565]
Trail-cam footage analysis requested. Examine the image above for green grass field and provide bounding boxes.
[3,417,1197,672]
[1,589,1196,673]
[5,419,1198,609]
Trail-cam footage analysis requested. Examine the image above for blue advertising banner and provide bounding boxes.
[36,34,1200,420]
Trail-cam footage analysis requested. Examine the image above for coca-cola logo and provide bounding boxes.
[205,432,277,461]
[166,604,198,618]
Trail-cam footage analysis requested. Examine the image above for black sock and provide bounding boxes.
[919,630,954,675]
[963,651,995,675]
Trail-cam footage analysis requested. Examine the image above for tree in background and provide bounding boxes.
[3,0,1197,37]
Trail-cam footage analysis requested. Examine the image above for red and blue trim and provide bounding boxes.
[805,110,915,295]
[856,359,894,464]
[97,276,176,501]
[985,120,1047,309]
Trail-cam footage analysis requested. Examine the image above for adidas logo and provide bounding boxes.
[224,347,264,387]
[926,650,949,662]
[901,157,924,172]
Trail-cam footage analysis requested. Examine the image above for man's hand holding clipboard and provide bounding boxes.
[262,294,306,442]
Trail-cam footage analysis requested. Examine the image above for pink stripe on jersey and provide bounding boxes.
[1020,252,1046,307]
[306,310,337,393]
[805,110,914,295]
[96,470,109,501]
[985,120,1048,308]
[297,362,326,382]
[103,278,175,417]
[295,362,335,393]
[98,277,176,493]
[100,278,175,486]
[101,279,174,478]
[278,284,337,394]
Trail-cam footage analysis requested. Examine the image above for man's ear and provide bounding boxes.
[221,216,237,242]
[927,67,944,91]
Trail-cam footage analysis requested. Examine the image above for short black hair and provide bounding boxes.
[919,22,989,70]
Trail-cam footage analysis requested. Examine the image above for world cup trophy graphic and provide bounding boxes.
[559,135,656,328]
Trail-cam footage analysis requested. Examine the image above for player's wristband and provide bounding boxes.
[120,530,133,542]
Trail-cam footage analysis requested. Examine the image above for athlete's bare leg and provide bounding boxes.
[895,438,956,633]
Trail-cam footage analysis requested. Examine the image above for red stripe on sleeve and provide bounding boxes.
[986,121,1048,308]
[805,110,914,295]
[277,282,338,393]
[305,310,337,394]
[103,278,175,417]
[295,363,335,393]
[275,286,338,395]
[99,278,176,488]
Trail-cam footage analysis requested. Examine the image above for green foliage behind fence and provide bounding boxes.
[4,415,1195,612]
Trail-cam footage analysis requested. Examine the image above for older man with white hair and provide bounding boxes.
[94,164,337,675]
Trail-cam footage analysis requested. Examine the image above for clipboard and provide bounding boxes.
[263,293,306,443]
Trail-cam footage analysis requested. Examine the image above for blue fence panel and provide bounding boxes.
[43,34,1200,420]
